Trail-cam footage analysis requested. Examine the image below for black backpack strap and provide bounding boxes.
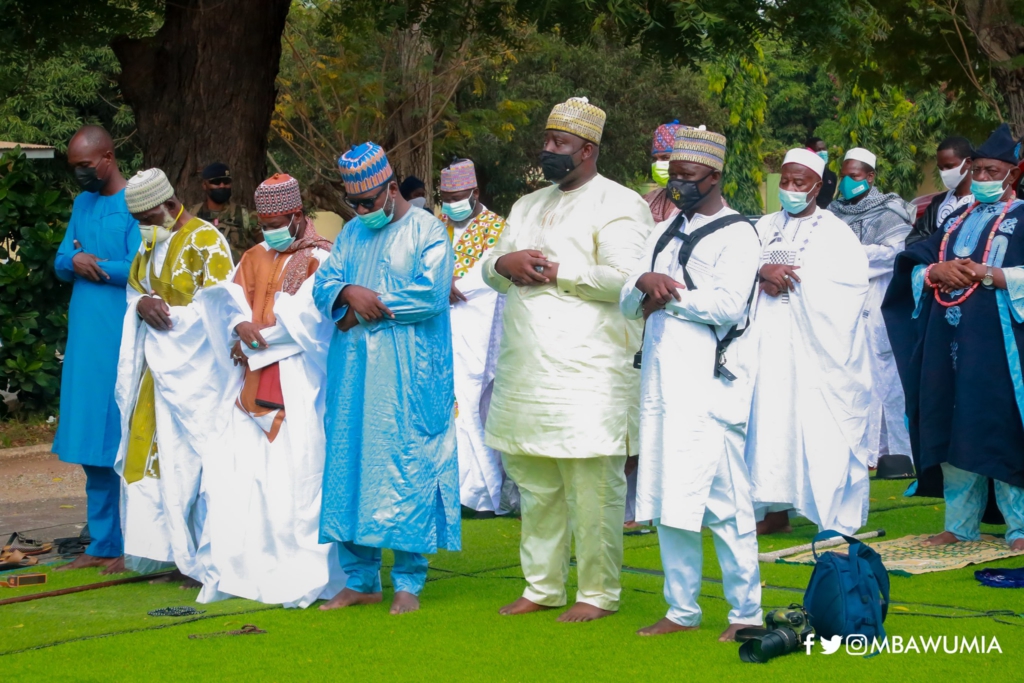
[674,214,751,290]
[649,213,686,272]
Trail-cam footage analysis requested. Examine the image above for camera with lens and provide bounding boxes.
[738,604,813,663]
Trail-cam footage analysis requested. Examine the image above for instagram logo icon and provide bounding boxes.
[845,634,869,655]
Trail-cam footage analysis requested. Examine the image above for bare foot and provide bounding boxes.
[498,597,556,616]
[179,576,202,590]
[756,511,792,535]
[637,617,696,636]
[1010,538,1024,551]
[319,587,384,611]
[390,591,420,615]
[719,624,748,642]
[147,569,199,588]
[99,556,127,575]
[624,521,641,530]
[557,602,614,623]
[54,553,118,572]
[922,531,961,546]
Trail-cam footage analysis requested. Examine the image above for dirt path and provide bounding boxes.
[0,450,86,541]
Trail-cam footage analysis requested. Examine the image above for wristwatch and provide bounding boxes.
[982,266,995,288]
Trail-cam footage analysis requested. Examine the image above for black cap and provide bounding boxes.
[202,162,231,180]
[974,123,1021,166]
[399,175,425,199]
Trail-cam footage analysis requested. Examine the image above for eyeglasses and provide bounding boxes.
[344,184,388,211]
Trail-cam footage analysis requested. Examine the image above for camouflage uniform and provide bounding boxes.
[189,201,258,263]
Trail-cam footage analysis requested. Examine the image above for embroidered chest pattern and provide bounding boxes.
[450,210,506,278]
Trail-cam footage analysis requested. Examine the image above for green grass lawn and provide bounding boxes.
[1,478,1022,681]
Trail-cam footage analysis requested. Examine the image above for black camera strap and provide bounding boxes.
[637,212,757,381]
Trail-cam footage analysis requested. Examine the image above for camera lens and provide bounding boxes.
[738,627,801,663]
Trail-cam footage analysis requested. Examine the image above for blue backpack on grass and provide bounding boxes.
[803,530,890,641]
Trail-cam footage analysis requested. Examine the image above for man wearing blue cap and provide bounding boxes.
[884,123,1024,551]
[313,142,461,615]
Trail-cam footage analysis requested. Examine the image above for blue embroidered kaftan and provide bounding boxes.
[312,207,461,554]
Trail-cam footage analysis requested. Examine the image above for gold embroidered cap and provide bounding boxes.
[546,96,606,145]
[670,126,727,172]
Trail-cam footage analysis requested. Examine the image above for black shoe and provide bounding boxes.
[875,454,916,480]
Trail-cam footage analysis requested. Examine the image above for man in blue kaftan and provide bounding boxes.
[883,123,1024,550]
[53,126,140,571]
[313,142,460,614]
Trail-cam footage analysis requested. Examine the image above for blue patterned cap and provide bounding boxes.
[338,142,394,196]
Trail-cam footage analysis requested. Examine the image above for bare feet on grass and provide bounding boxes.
[99,556,127,575]
[319,587,383,611]
[55,553,119,572]
[390,591,420,615]
[557,602,614,623]
[719,624,748,642]
[637,617,696,636]
[147,570,201,589]
[922,531,960,546]
[498,597,556,616]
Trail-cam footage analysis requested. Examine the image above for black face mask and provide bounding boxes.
[666,173,714,212]
[74,164,106,194]
[540,148,581,182]
[208,187,232,204]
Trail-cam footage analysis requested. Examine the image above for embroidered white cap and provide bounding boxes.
[782,148,825,178]
[844,147,877,169]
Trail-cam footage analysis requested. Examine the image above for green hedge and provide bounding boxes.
[0,150,71,417]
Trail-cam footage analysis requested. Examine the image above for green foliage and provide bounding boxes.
[0,152,71,417]
[705,47,768,215]
[439,27,726,215]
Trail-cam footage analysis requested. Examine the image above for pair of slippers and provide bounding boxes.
[0,532,53,571]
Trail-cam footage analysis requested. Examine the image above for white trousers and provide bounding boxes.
[658,453,762,627]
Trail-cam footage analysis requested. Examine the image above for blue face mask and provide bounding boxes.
[971,170,1012,204]
[262,215,296,252]
[779,186,817,215]
[361,194,395,230]
[839,175,870,200]
[442,197,476,222]
[817,150,829,164]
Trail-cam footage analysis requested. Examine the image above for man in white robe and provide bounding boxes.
[621,126,762,640]
[196,174,346,607]
[829,147,914,472]
[439,159,509,517]
[114,168,235,582]
[743,149,872,537]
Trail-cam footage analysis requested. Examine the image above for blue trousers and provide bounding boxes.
[942,463,1024,545]
[338,542,428,596]
[82,465,123,557]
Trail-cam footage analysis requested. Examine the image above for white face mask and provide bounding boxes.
[139,207,179,245]
[409,197,427,209]
[940,159,969,191]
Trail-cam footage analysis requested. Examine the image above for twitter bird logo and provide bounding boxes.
[820,635,843,655]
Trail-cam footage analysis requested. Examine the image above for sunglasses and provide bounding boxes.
[207,177,232,186]
[344,184,389,211]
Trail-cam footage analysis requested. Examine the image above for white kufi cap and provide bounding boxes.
[125,168,174,214]
[782,148,825,178]
[844,147,877,169]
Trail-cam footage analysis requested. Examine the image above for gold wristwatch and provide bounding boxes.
[982,266,995,288]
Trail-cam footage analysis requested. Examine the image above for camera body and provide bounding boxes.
[738,604,813,664]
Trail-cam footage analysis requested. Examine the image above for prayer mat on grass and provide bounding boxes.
[776,534,1024,575]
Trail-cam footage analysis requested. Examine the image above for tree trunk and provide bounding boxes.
[385,27,436,200]
[963,0,1024,136]
[112,0,292,207]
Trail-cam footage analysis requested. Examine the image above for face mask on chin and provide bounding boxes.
[139,205,183,246]
[361,192,395,230]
